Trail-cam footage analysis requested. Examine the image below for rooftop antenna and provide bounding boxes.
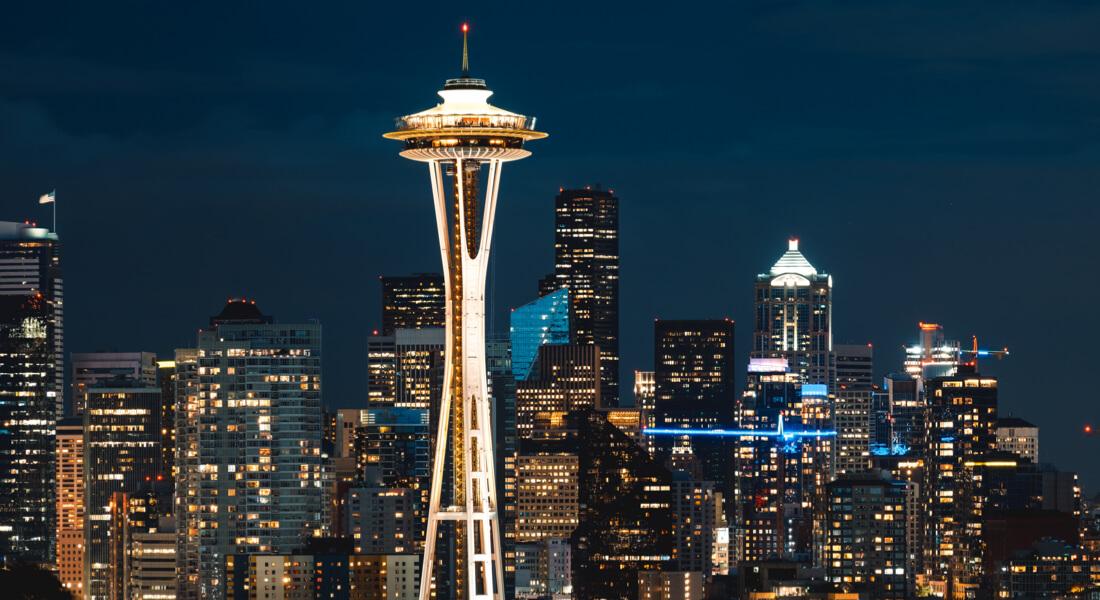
[461,23,470,76]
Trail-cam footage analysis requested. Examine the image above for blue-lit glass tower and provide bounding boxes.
[509,288,570,382]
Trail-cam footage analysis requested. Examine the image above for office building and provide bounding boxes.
[515,452,579,542]
[542,186,620,405]
[834,343,873,391]
[571,411,674,600]
[348,487,419,554]
[128,523,177,600]
[509,288,569,382]
[56,417,85,595]
[355,408,430,489]
[995,539,1097,599]
[834,389,872,475]
[328,408,363,482]
[735,362,834,564]
[380,273,445,336]
[825,471,911,599]
[752,239,832,386]
[83,379,163,600]
[634,370,655,412]
[654,319,735,427]
[670,478,727,575]
[923,364,998,596]
[175,300,324,600]
[106,481,173,600]
[878,373,925,456]
[637,571,704,600]
[903,322,960,380]
[366,328,445,410]
[0,220,62,563]
[514,538,570,598]
[516,344,601,440]
[71,351,156,414]
[996,417,1039,463]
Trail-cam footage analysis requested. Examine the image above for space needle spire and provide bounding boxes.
[384,24,546,600]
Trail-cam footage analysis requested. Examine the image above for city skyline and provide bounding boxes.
[0,3,1097,495]
[2,5,1100,598]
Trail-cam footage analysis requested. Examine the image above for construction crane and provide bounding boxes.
[959,335,1009,369]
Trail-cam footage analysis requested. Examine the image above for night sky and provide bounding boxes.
[2,2,1098,490]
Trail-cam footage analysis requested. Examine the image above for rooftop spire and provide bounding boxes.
[461,23,470,75]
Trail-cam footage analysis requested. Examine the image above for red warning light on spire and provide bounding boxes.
[462,23,469,33]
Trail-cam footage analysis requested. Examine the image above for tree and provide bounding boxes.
[0,562,73,600]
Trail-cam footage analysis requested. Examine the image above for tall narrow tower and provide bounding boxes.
[384,25,546,600]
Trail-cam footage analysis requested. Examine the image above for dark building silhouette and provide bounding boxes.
[380,273,445,336]
[570,411,673,600]
[654,318,735,427]
[541,187,620,405]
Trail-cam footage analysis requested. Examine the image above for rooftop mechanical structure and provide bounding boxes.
[384,25,546,600]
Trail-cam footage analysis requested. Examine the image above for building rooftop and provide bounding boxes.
[769,239,818,277]
[0,220,57,241]
[210,298,273,326]
[997,416,1037,429]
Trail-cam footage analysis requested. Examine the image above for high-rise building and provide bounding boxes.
[71,351,156,414]
[381,273,445,336]
[670,478,727,576]
[514,538,571,598]
[106,481,174,600]
[834,389,872,475]
[923,364,998,595]
[156,358,182,485]
[636,571,704,600]
[175,300,324,600]
[516,344,601,440]
[56,417,85,595]
[904,322,960,380]
[355,407,431,489]
[542,186,620,405]
[735,362,834,564]
[634,370,655,412]
[834,343,873,391]
[348,487,419,554]
[514,452,579,542]
[0,221,62,563]
[571,411,674,600]
[128,521,177,600]
[825,471,911,598]
[995,417,1039,463]
[367,329,445,410]
[509,288,569,382]
[82,379,163,600]
[752,239,832,386]
[654,319,735,427]
[486,336,518,599]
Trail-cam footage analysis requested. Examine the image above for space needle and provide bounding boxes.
[383,24,546,600]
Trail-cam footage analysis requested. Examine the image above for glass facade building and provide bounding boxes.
[380,273,445,336]
[0,221,62,563]
[509,287,570,382]
[542,187,620,405]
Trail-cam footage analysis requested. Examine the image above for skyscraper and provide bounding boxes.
[0,220,62,563]
[571,411,674,600]
[923,364,999,595]
[653,319,735,427]
[175,300,324,600]
[82,379,163,600]
[381,273,446,336]
[56,417,85,596]
[509,288,569,382]
[834,343,873,391]
[516,344,601,440]
[752,239,832,386]
[825,471,911,598]
[71,351,157,414]
[543,186,620,405]
[367,328,446,410]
